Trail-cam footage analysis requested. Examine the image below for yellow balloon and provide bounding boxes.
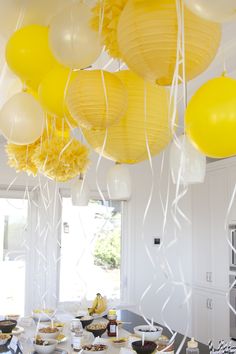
[38,64,78,118]
[117,0,221,85]
[66,70,127,130]
[185,77,236,158]
[82,70,174,164]
[46,116,72,136]
[6,25,58,89]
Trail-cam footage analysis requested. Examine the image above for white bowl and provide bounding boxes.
[134,325,163,341]
[0,334,11,345]
[38,327,59,340]
[33,339,58,354]
[32,310,54,322]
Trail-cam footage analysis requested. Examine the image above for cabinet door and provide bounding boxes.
[208,169,229,290]
[192,290,212,344]
[212,293,230,344]
[192,175,211,287]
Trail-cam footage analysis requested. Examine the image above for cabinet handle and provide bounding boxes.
[206,272,213,283]
[209,298,213,310]
[209,272,213,283]
[206,298,209,309]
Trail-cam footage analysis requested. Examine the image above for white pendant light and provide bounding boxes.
[71,176,90,206]
[170,134,206,185]
[107,163,132,201]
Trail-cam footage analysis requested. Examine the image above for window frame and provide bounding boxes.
[0,185,134,315]
[57,188,132,307]
[0,186,32,315]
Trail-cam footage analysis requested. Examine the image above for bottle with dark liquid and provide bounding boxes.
[107,309,117,337]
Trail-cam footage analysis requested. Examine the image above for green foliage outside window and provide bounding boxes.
[93,229,120,269]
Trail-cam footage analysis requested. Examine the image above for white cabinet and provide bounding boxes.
[192,175,211,288]
[192,289,212,344]
[192,168,228,291]
[192,162,231,345]
[192,289,229,345]
[212,292,230,344]
[208,169,229,290]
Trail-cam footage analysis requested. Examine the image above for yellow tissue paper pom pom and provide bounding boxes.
[6,140,40,176]
[33,135,90,182]
[91,0,128,59]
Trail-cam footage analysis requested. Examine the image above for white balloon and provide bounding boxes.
[0,0,72,39]
[170,135,206,185]
[71,178,90,206]
[0,35,22,109]
[49,3,102,69]
[0,69,22,110]
[107,164,132,201]
[184,0,236,23]
[0,92,44,145]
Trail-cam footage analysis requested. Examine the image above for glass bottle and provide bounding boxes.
[71,319,83,352]
[107,309,117,337]
[186,338,199,354]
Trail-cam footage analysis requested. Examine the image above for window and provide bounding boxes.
[59,197,123,303]
[0,193,28,315]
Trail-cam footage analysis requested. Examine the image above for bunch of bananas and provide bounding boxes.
[88,293,107,315]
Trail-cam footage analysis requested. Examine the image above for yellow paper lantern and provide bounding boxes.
[91,0,128,59]
[66,70,127,130]
[82,70,174,164]
[33,135,90,182]
[6,25,58,90]
[38,64,78,118]
[185,77,236,158]
[117,0,221,85]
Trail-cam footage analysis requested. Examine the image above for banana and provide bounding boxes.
[88,294,98,315]
[88,293,107,315]
[94,294,107,314]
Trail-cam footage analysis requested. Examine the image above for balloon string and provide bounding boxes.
[142,82,155,270]
[171,0,191,345]
[155,0,191,343]
[95,70,108,208]
[63,68,74,132]
[98,0,105,38]
[225,184,236,317]
[138,81,157,326]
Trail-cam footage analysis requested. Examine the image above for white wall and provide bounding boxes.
[128,151,192,335]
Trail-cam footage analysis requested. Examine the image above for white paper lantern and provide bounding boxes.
[170,135,206,185]
[71,177,90,206]
[107,164,131,200]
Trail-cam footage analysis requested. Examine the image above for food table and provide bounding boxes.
[0,310,209,354]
